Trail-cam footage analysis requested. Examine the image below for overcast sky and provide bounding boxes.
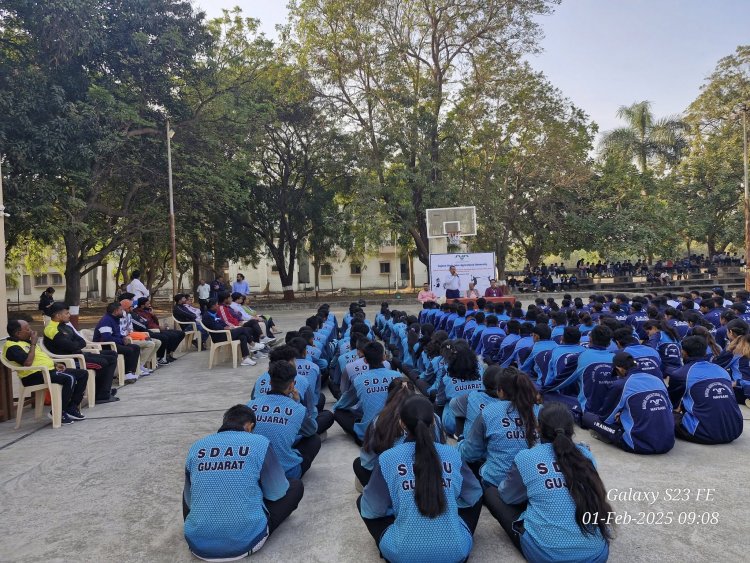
[194,0,750,134]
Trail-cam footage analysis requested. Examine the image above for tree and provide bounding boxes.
[681,45,750,256]
[290,0,558,266]
[599,100,688,174]
[0,0,212,306]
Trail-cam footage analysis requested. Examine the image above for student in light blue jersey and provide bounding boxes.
[251,345,315,423]
[355,377,442,488]
[334,341,400,445]
[486,403,613,563]
[183,405,303,561]
[418,330,450,394]
[459,366,542,485]
[358,395,483,563]
[247,361,320,479]
[585,352,675,455]
[436,340,484,435]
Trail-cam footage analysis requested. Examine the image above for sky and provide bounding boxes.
[195,0,750,136]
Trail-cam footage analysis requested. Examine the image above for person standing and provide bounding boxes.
[126,270,150,302]
[210,275,226,301]
[444,265,461,299]
[232,273,250,297]
[38,287,56,321]
[196,279,211,312]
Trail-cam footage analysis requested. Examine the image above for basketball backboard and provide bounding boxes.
[425,206,477,238]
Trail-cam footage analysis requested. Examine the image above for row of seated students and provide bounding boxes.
[182,301,618,562]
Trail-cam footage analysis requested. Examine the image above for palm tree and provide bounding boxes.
[599,101,688,172]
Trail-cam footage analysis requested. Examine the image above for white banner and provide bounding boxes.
[429,252,496,298]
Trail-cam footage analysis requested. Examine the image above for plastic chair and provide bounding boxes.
[80,329,126,386]
[202,324,240,369]
[0,354,63,429]
[38,341,97,409]
[171,317,199,352]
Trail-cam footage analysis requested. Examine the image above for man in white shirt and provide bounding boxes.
[126,270,150,301]
[444,265,461,299]
[196,279,211,312]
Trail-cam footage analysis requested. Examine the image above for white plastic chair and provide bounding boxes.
[80,329,126,386]
[202,324,240,369]
[171,317,199,352]
[38,341,96,409]
[0,353,63,429]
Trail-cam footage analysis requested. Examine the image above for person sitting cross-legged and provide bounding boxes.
[4,319,89,424]
[183,404,304,560]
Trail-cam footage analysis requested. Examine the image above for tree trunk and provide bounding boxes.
[407,251,415,288]
[525,245,543,269]
[314,262,320,298]
[100,263,108,302]
[271,246,295,301]
[191,250,201,290]
[63,235,82,307]
[707,233,716,259]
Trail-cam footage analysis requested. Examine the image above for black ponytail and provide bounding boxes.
[539,403,613,540]
[400,395,446,518]
[498,367,540,448]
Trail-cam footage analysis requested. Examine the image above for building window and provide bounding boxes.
[50,273,64,285]
[34,274,48,286]
[379,262,391,274]
[321,264,333,276]
[350,264,362,275]
[271,265,279,272]
[400,261,408,276]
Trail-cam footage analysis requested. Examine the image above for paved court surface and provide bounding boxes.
[1,307,748,562]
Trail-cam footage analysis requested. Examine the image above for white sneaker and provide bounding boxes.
[124,373,138,384]
[241,357,257,366]
[260,336,276,345]
[251,342,265,351]
[139,365,152,376]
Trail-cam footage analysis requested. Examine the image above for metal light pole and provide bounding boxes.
[742,107,750,291]
[0,158,7,339]
[166,119,178,298]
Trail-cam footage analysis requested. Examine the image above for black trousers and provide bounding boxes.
[212,329,250,357]
[673,412,720,445]
[83,351,116,400]
[198,299,209,313]
[317,409,335,434]
[353,457,373,488]
[150,329,185,355]
[334,409,363,445]
[241,320,263,343]
[182,478,304,536]
[295,434,322,476]
[115,343,141,374]
[357,495,482,546]
[21,369,88,411]
[483,486,525,552]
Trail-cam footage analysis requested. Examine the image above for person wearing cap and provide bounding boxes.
[119,297,160,375]
[444,265,461,299]
[585,351,674,454]
[417,282,438,304]
[484,279,503,298]
[43,302,119,403]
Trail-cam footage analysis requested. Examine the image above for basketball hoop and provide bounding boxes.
[447,231,461,246]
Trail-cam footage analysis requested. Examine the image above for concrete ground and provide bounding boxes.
[1,307,749,563]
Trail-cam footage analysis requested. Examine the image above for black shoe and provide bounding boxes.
[66,407,86,421]
[110,388,118,397]
[96,396,120,403]
[157,357,169,366]
[49,411,74,425]
[166,356,177,363]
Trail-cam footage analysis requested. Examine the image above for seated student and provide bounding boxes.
[119,298,160,376]
[613,327,663,379]
[565,326,617,422]
[626,301,649,340]
[355,378,437,488]
[333,341,400,445]
[494,319,521,365]
[540,326,585,395]
[436,340,484,435]
[501,322,535,368]
[448,303,468,339]
[700,298,724,330]
[358,395,483,563]
[550,312,568,344]
[665,307,690,339]
[643,320,682,379]
[459,367,542,485]
[342,337,393,395]
[173,294,208,347]
[94,302,143,383]
[133,297,185,364]
[449,365,503,440]
[247,361,320,479]
[519,324,557,382]
[418,330,450,394]
[299,326,329,373]
[461,311,479,342]
[289,337,334,435]
[477,315,506,360]
[714,319,750,405]
[252,345,315,422]
[585,352,675,454]
[201,299,261,366]
[672,336,744,444]
[4,319,89,424]
[578,313,597,335]
[485,403,612,563]
[44,303,119,403]
[183,405,303,560]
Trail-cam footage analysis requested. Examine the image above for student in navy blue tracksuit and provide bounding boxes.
[613,328,663,379]
[585,352,675,455]
[568,326,616,424]
[673,336,743,444]
[643,320,682,379]
[714,319,750,404]
[358,395,483,563]
[484,403,613,562]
